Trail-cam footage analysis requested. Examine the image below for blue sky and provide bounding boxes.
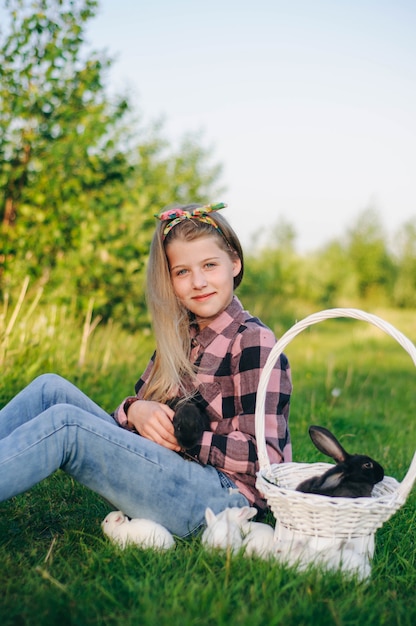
[12,0,416,252]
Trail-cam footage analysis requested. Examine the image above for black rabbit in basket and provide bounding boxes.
[296,425,385,497]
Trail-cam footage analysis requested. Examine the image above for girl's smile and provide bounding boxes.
[166,235,241,329]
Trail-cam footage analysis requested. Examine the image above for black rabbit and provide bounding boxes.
[169,398,211,449]
[296,425,384,497]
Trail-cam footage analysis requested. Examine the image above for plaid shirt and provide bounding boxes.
[114,296,292,509]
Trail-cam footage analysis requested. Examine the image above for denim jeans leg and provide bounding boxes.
[0,375,249,537]
[0,373,114,439]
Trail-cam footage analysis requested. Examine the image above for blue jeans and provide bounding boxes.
[0,374,248,537]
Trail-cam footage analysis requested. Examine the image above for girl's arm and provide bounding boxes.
[112,357,154,427]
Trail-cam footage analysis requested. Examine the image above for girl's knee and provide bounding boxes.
[33,373,71,401]
[34,373,65,385]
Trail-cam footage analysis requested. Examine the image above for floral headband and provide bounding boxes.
[155,202,227,240]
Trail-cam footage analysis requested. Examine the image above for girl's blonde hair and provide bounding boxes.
[144,203,244,402]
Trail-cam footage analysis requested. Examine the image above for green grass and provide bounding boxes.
[1,300,415,625]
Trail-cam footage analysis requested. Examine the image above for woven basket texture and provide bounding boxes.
[254,308,416,576]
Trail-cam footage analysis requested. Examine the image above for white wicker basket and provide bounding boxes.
[255,308,416,578]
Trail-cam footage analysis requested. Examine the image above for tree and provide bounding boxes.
[392,218,416,307]
[345,208,396,303]
[298,240,355,307]
[0,0,133,279]
[0,0,223,327]
[237,218,302,332]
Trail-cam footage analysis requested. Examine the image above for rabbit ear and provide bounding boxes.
[205,507,217,526]
[309,425,349,462]
[233,506,257,523]
[105,511,124,524]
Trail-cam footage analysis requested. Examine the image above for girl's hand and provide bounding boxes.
[126,400,180,452]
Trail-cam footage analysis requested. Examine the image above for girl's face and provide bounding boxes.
[166,235,241,329]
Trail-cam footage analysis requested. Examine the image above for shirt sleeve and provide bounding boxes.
[112,357,155,427]
[187,325,292,475]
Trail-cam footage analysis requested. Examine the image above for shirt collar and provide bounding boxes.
[190,296,245,348]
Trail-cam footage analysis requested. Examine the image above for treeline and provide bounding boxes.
[0,0,223,328]
[239,208,416,331]
[1,1,416,334]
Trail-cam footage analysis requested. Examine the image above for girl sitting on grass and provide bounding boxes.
[0,203,292,537]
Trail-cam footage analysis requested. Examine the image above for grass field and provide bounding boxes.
[1,298,415,625]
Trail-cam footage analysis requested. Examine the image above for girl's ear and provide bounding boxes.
[232,256,242,278]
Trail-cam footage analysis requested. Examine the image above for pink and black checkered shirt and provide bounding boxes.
[114,296,292,510]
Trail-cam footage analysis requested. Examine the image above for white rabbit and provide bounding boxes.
[201,507,245,551]
[272,525,372,579]
[242,521,275,558]
[201,506,276,558]
[101,511,175,550]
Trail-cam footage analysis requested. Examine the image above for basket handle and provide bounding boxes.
[396,451,416,504]
[255,307,416,472]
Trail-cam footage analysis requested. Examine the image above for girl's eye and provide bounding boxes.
[205,262,217,269]
[175,268,188,276]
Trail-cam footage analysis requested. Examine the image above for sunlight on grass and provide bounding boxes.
[1,297,415,625]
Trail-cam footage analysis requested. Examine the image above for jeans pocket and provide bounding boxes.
[216,470,236,489]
